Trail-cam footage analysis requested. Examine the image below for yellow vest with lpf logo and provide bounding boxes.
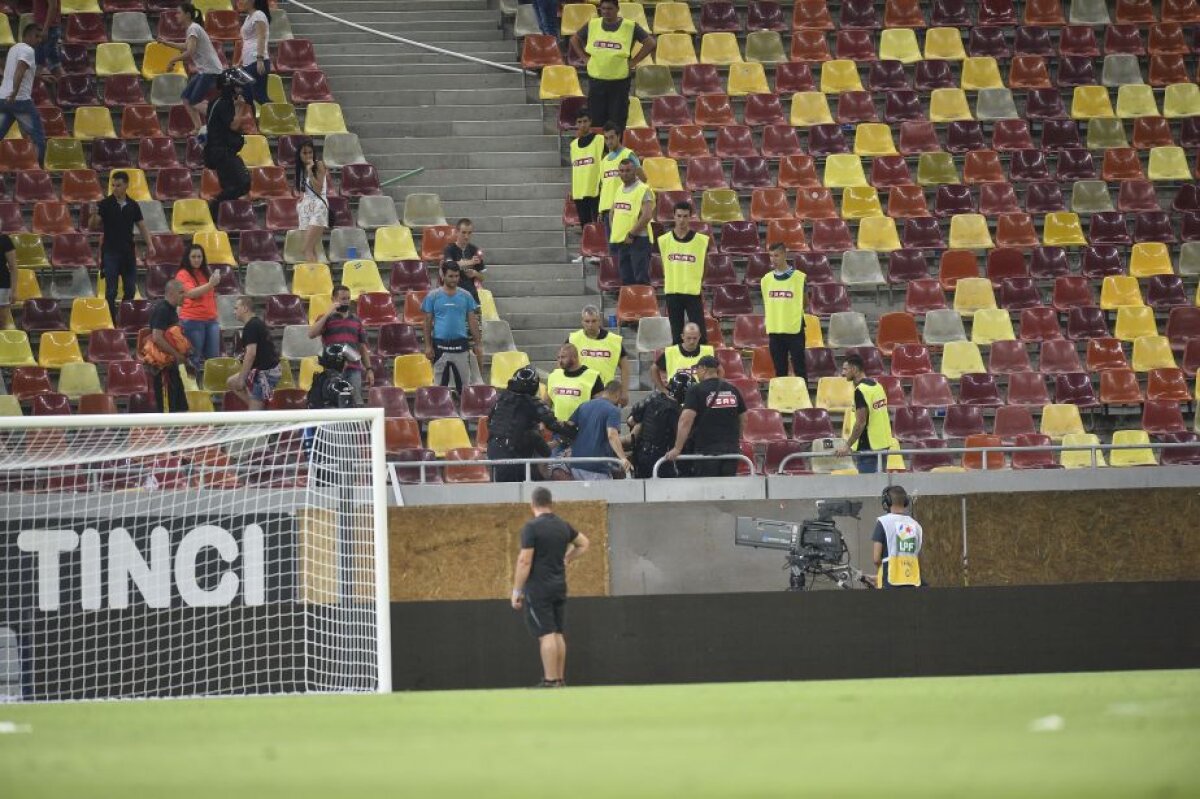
[658,231,709,296]
[569,134,605,200]
[546,367,599,421]
[568,329,623,383]
[599,147,635,212]
[664,344,714,379]
[852,380,891,452]
[585,17,636,81]
[761,269,807,334]
[609,182,654,244]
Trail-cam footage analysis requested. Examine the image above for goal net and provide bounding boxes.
[0,409,391,701]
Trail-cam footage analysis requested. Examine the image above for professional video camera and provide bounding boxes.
[735,500,873,591]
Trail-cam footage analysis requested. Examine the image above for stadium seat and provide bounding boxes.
[303,103,348,136]
[1114,306,1159,343]
[963,434,1006,470]
[911,373,955,408]
[1132,335,1177,371]
[425,418,471,457]
[1142,399,1186,437]
[68,297,114,335]
[36,331,84,369]
[814,376,854,411]
[1039,403,1086,440]
[1109,429,1158,467]
[95,42,138,76]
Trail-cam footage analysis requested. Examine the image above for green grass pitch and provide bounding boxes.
[2,669,1198,798]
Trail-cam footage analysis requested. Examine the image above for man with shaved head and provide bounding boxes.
[544,343,604,423]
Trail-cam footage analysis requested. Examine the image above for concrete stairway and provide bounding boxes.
[290,0,601,372]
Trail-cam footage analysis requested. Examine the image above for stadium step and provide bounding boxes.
[366,151,560,171]
[366,135,558,155]
[389,182,566,203]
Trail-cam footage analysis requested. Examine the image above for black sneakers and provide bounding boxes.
[535,679,565,688]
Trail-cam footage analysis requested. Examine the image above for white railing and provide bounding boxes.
[650,452,759,477]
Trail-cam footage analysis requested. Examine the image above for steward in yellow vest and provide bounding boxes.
[568,0,657,131]
[651,322,713,392]
[599,128,640,214]
[544,343,605,422]
[835,353,892,474]
[569,306,629,391]
[569,110,605,230]
[659,201,709,345]
[761,242,807,379]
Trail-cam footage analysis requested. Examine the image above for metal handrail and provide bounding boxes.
[388,456,626,494]
[651,452,758,478]
[776,441,1200,474]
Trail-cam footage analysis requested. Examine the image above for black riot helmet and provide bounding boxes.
[666,370,696,404]
[508,366,539,395]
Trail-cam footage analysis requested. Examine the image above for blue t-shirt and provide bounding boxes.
[421,287,478,341]
[569,398,622,460]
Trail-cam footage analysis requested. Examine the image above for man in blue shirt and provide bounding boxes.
[567,380,631,480]
[421,262,481,394]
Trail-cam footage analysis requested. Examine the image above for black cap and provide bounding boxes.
[696,355,720,370]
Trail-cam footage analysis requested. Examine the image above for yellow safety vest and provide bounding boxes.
[585,17,636,81]
[876,513,923,588]
[761,270,807,334]
[609,181,654,244]
[852,380,892,452]
[569,329,623,383]
[664,344,714,380]
[658,231,709,296]
[599,147,634,212]
[569,134,605,200]
[546,367,600,422]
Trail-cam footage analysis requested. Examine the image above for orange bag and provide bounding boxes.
[140,325,192,369]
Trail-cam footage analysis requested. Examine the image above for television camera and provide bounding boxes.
[735,500,874,590]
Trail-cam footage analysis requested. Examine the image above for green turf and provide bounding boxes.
[2,669,1198,798]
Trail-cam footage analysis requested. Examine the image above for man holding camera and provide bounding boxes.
[872,485,923,589]
[308,284,372,406]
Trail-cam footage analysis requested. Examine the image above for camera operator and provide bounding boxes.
[872,485,923,589]
[487,366,576,482]
[307,344,359,410]
[628,370,693,478]
[308,285,373,405]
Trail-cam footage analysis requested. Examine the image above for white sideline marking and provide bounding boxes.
[0,721,31,734]
[1029,714,1065,732]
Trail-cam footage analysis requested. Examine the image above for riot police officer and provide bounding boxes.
[628,371,694,478]
[307,344,359,409]
[487,367,576,482]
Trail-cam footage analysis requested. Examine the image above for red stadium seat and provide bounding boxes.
[460,384,499,420]
[11,367,53,401]
[107,361,151,396]
[894,406,937,442]
[290,69,335,104]
[911,373,955,408]
[275,39,319,75]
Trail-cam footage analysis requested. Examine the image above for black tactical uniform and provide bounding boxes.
[487,367,575,482]
[629,371,695,478]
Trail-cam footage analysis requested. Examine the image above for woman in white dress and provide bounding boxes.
[295,140,329,264]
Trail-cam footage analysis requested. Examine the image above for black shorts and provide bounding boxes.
[523,588,566,638]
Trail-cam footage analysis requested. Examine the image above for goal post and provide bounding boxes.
[0,409,391,701]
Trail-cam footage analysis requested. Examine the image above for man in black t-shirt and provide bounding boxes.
[88,171,156,321]
[229,296,281,410]
[442,217,486,303]
[148,279,189,413]
[203,70,251,219]
[666,355,746,477]
[511,486,590,687]
[0,233,15,330]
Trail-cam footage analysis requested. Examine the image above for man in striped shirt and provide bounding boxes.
[308,284,373,405]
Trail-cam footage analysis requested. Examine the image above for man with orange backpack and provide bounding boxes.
[142,280,192,412]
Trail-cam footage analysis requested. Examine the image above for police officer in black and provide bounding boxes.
[203,68,252,219]
[486,366,575,482]
[628,370,694,478]
[307,344,358,409]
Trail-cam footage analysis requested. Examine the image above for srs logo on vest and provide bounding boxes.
[580,348,610,358]
[666,253,697,263]
[572,156,596,167]
[612,201,632,212]
[555,387,583,397]
[767,290,795,299]
[593,40,624,50]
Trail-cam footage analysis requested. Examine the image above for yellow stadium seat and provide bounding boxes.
[815,376,855,411]
[643,156,683,191]
[916,152,960,185]
[297,356,322,391]
[393,353,434,390]
[43,138,88,171]
[1071,85,1115,119]
[61,0,104,9]
[477,287,500,321]
[560,3,597,37]
[940,340,986,379]
[970,308,1016,345]
[1100,275,1144,309]
[539,65,584,100]
[820,60,863,94]
[292,262,334,299]
[805,314,824,348]
[618,2,649,31]
[200,357,239,393]
[840,186,883,219]
[266,73,287,105]
[170,199,216,235]
[256,103,302,136]
[929,88,973,122]
[57,361,102,400]
[69,297,114,334]
[853,123,898,156]
[655,33,699,67]
[699,188,744,223]
[652,2,695,34]
[14,269,41,301]
[790,92,834,126]
[1147,146,1192,181]
[426,418,471,457]
[699,32,743,65]
[1114,306,1157,342]
[948,214,995,249]
[274,359,296,390]
[341,259,387,299]
[953,277,999,317]
[879,28,922,64]
[1129,242,1174,278]
[0,395,22,416]
[633,65,675,98]
[107,168,150,202]
[373,226,420,261]
[626,96,648,128]
[12,233,48,268]
[960,57,1004,90]
[856,216,902,252]
[141,41,186,80]
[489,350,531,388]
[1163,82,1200,118]
[186,390,216,412]
[822,153,867,188]
[1110,429,1157,467]
[744,30,786,65]
[303,103,349,136]
[924,27,967,60]
[37,330,84,369]
[1061,432,1105,468]
[308,293,333,324]
[767,376,812,413]
[95,43,138,76]
[72,106,116,141]
[1131,335,1176,372]
[1115,84,1159,118]
[0,18,12,48]
[238,135,274,168]
[1042,212,1088,246]
[1040,403,1085,441]
[727,62,770,96]
[0,330,37,367]
[192,230,235,265]
[191,0,232,11]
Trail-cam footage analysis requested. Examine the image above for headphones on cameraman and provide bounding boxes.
[881,485,910,511]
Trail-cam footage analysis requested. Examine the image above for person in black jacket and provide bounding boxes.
[628,370,693,478]
[487,367,575,482]
[203,68,252,219]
